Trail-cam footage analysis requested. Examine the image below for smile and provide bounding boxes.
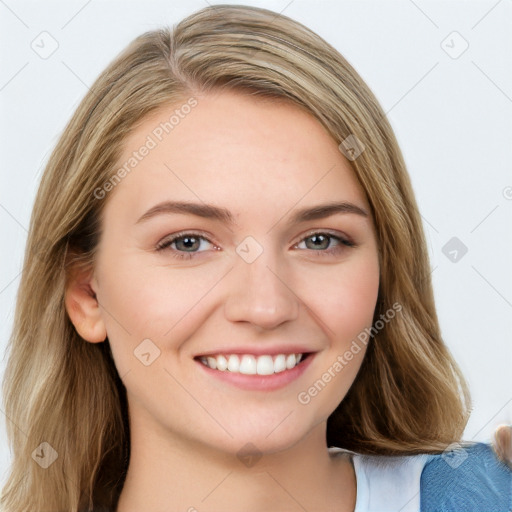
[197,353,307,375]
[194,351,315,391]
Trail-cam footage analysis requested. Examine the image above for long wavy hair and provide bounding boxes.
[1,4,471,511]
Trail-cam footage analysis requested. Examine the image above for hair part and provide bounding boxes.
[1,5,471,511]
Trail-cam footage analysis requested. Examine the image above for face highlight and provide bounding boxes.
[87,90,380,457]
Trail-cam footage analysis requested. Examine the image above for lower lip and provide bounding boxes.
[195,353,315,391]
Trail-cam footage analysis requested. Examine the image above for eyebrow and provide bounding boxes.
[135,200,369,226]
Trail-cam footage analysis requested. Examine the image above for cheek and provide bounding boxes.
[94,252,227,361]
[298,256,379,415]
[310,254,380,342]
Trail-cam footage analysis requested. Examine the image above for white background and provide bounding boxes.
[0,0,511,486]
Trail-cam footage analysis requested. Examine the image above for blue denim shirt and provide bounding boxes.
[420,442,512,511]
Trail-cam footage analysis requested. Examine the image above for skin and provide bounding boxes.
[66,89,380,512]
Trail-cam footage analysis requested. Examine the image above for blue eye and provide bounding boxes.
[156,231,355,260]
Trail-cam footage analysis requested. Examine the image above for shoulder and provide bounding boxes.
[331,442,512,512]
[420,441,512,511]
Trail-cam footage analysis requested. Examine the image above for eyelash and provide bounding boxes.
[155,230,356,261]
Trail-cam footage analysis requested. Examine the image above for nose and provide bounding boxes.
[223,248,300,330]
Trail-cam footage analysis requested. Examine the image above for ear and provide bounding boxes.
[65,265,107,343]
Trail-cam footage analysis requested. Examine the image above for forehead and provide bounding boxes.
[106,89,370,220]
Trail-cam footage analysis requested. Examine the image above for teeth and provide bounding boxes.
[273,354,287,373]
[239,354,257,374]
[286,353,297,369]
[198,353,304,375]
[216,355,227,371]
[227,354,240,372]
[256,355,274,375]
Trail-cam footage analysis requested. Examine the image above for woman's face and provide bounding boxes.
[88,90,380,456]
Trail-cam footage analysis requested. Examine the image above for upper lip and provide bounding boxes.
[194,345,317,358]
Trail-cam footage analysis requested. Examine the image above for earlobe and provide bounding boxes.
[65,269,107,343]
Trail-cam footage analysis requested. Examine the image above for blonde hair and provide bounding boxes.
[1,5,471,511]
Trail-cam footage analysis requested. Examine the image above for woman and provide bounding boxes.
[1,5,510,511]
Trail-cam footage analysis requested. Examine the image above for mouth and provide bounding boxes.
[194,352,314,375]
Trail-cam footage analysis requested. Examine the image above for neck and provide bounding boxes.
[115,409,356,512]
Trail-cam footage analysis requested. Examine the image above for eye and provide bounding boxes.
[156,231,217,260]
[294,231,355,256]
[156,230,356,261]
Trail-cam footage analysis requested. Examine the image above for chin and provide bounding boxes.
[199,416,318,460]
